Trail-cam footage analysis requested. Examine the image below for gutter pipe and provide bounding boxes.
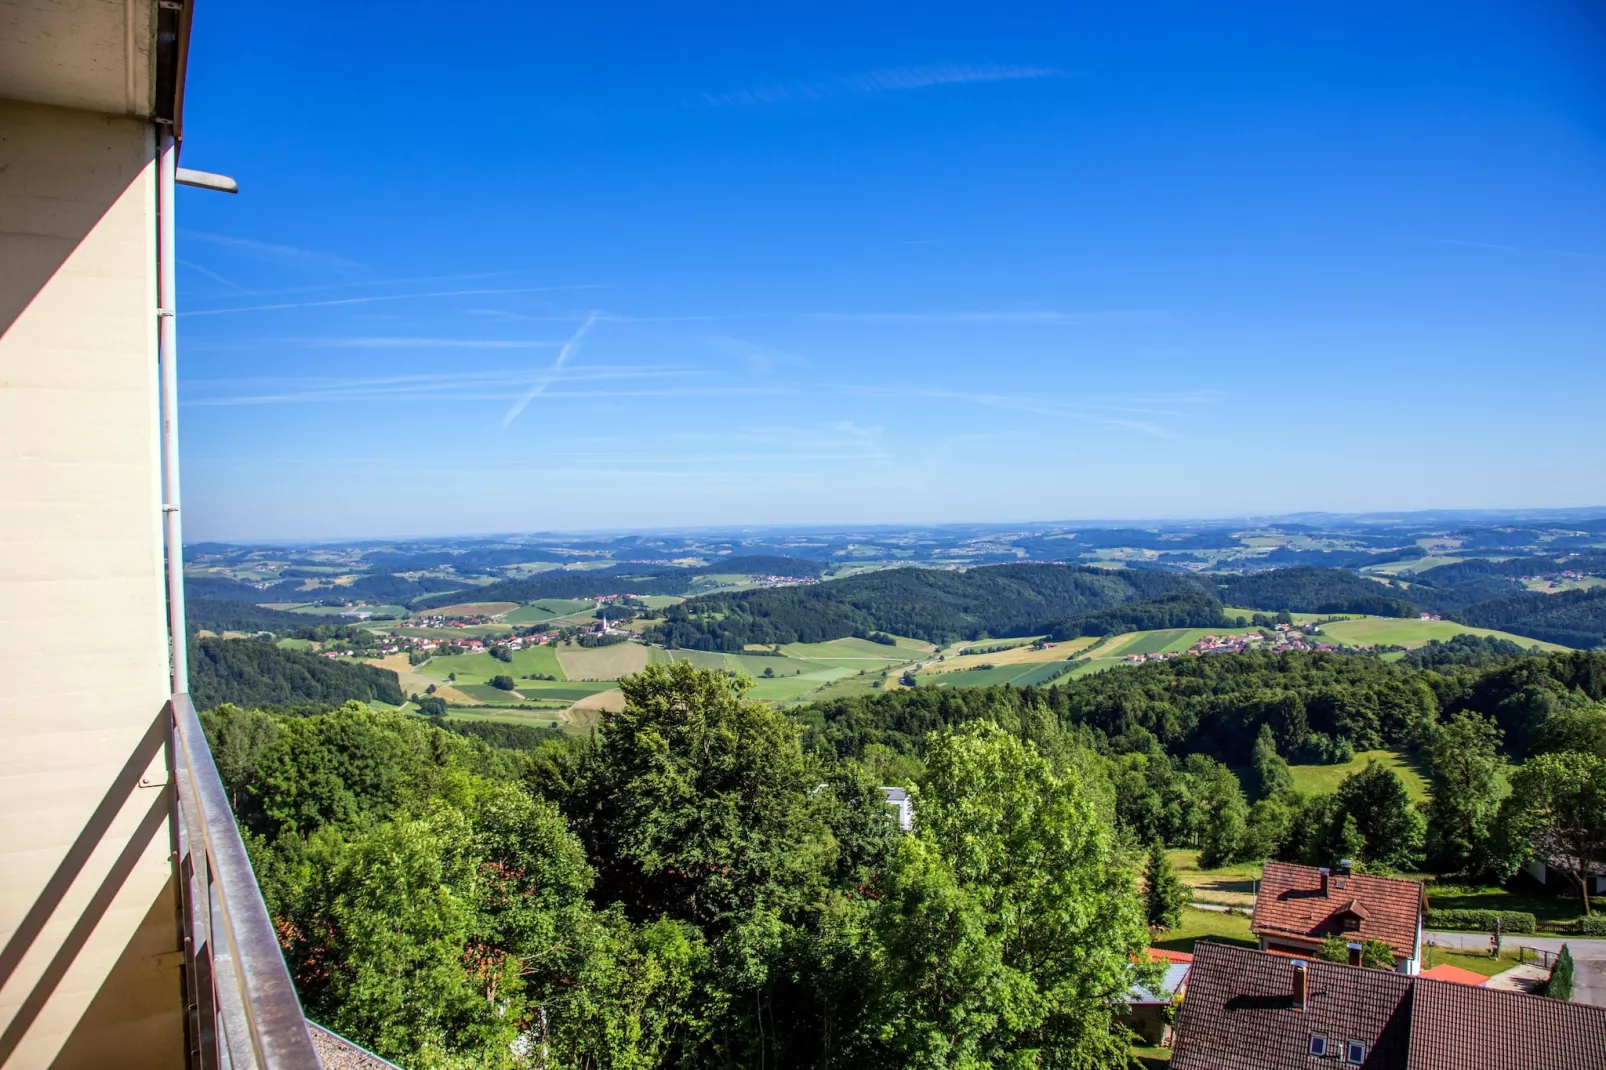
[158,128,187,694]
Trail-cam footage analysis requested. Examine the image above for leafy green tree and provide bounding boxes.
[1333,760,1425,870]
[1496,751,1606,915]
[864,722,1152,1068]
[1531,704,1606,759]
[489,674,516,690]
[1424,712,1505,877]
[1315,935,1393,970]
[1251,723,1294,799]
[574,660,830,931]
[1145,841,1188,930]
[1545,944,1575,1001]
[200,703,278,812]
[1188,754,1249,867]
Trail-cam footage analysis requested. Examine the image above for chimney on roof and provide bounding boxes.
[1319,866,1331,896]
[1292,962,1307,1010]
[1338,859,1353,877]
[1348,941,1362,968]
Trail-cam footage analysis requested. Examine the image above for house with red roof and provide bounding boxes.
[1251,860,1425,975]
[1171,942,1605,1070]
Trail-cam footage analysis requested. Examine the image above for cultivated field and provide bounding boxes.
[423,601,520,617]
[1317,616,1567,651]
[556,641,651,680]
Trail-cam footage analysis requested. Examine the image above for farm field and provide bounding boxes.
[556,641,651,680]
[267,602,408,617]
[1221,608,1345,626]
[502,598,601,624]
[423,601,520,617]
[1363,556,1461,576]
[1524,576,1606,594]
[924,635,1098,675]
[779,636,930,662]
[418,644,566,685]
[1316,616,1568,651]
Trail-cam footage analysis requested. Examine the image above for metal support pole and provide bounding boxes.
[158,128,188,694]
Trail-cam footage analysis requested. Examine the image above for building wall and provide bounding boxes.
[0,98,184,1070]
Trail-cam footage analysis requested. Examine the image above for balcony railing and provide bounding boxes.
[168,693,322,1069]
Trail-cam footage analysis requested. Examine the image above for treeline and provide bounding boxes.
[1047,591,1233,640]
[189,636,403,710]
[207,666,1155,1068]
[187,597,320,635]
[796,643,1606,904]
[322,571,465,605]
[1212,567,1416,617]
[409,556,823,611]
[1455,588,1606,650]
[647,564,1203,649]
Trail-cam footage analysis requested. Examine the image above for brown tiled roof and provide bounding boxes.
[1406,972,1606,1070]
[1170,942,1606,1070]
[1171,942,1412,1070]
[1252,861,1423,957]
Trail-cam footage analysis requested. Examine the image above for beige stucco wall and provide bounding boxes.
[0,98,184,1069]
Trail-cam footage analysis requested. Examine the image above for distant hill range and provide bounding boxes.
[646,560,1606,651]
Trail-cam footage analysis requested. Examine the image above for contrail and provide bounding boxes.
[502,311,600,428]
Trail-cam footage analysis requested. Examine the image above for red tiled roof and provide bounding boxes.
[1417,964,1486,987]
[1170,942,1606,1070]
[1150,948,1194,964]
[1251,861,1422,957]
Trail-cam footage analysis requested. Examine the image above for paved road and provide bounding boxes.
[1425,930,1606,959]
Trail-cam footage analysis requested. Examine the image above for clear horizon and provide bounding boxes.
[176,3,1606,541]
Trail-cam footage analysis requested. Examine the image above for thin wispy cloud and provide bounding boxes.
[179,260,250,292]
[184,286,597,317]
[705,63,1066,107]
[502,310,601,428]
[874,388,1177,438]
[183,365,708,406]
[182,231,363,271]
[287,336,564,350]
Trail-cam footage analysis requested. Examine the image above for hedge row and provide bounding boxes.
[1424,909,1537,933]
[1572,916,1606,936]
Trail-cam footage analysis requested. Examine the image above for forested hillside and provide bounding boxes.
[1211,567,1415,616]
[646,564,1205,648]
[1046,591,1232,640]
[1454,588,1606,650]
[187,598,322,634]
[190,636,404,709]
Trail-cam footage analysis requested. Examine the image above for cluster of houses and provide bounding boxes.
[1125,861,1605,1068]
[753,574,819,588]
[1122,629,1361,664]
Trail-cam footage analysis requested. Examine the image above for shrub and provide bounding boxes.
[1572,916,1606,936]
[1544,945,1575,1001]
[1424,909,1537,934]
[488,675,516,691]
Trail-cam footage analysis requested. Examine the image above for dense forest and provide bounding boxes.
[1210,567,1417,617]
[200,639,1606,1067]
[189,636,404,709]
[186,597,324,634]
[208,665,1154,1069]
[1046,591,1233,640]
[646,564,1205,649]
[1456,588,1606,649]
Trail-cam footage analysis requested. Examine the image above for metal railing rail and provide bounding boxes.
[167,693,321,1070]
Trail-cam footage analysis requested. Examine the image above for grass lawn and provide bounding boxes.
[1130,1043,1172,1068]
[1422,944,1522,978]
[1285,750,1428,801]
[424,601,520,617]
[1168,850,1261,907]
[1152,906,1257,955]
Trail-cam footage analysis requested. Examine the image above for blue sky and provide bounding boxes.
[176,2,1606,540]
